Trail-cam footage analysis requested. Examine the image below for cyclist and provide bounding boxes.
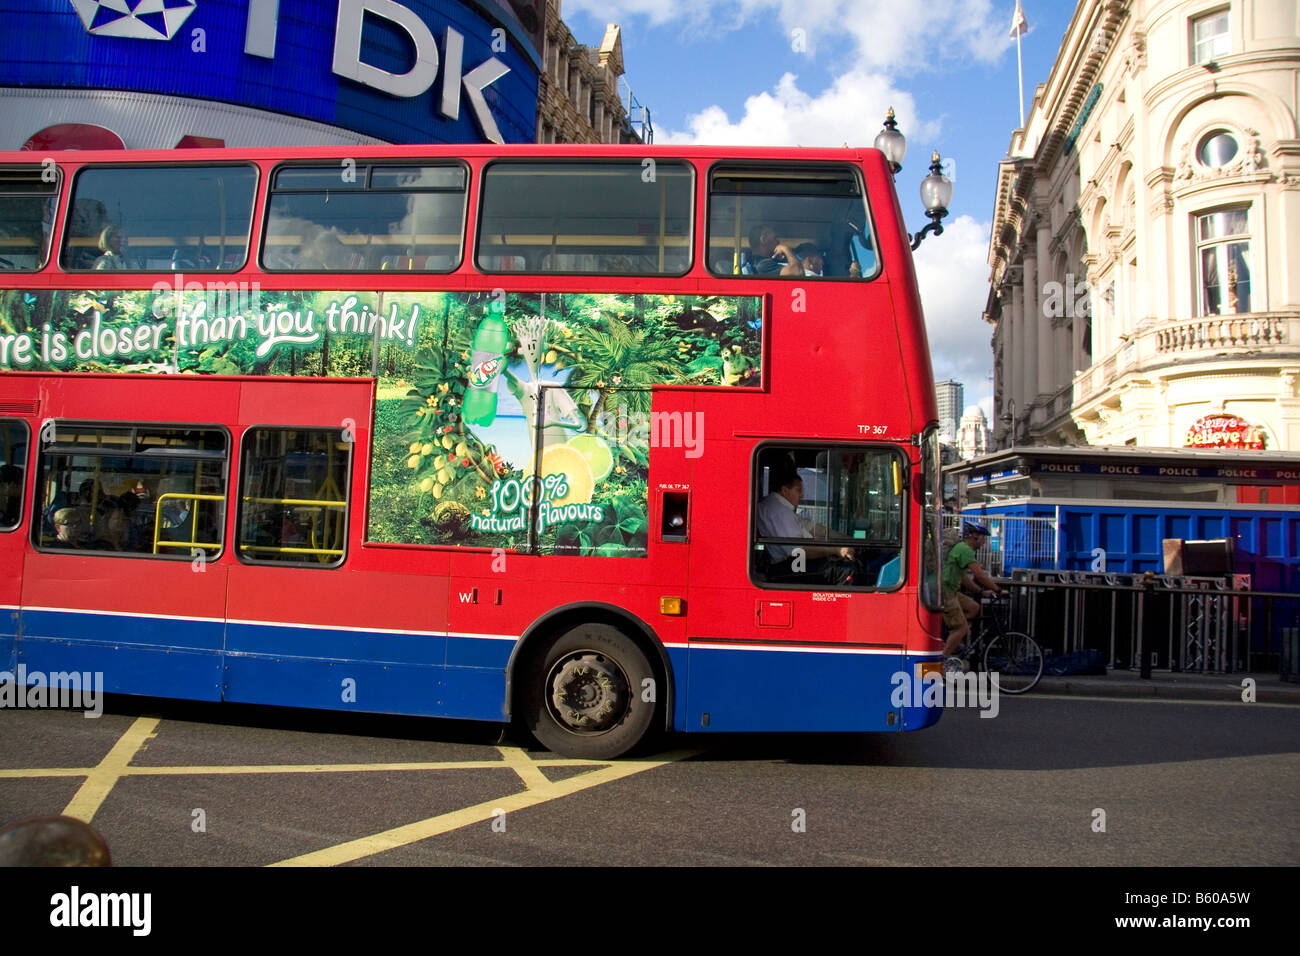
[942,521,1003,672]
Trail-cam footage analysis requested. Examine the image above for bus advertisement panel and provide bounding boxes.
[1,287,761,555]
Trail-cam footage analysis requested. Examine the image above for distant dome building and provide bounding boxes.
[956,406,992,460]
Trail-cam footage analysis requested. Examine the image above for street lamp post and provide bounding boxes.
[873,110,953,250]
[1001,398,1017,448]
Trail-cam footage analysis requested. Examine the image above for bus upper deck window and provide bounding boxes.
[59,166,257,272]
[707,165,878,280]
[262,163,467,273]
[0,166,60,271]
[476,161,693,276]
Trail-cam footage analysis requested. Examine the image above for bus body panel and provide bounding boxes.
[0,144,945,748]
[683,643,908,732]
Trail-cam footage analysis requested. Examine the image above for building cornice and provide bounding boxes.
[1032,1,1130,174]
[1143,50,1300,111]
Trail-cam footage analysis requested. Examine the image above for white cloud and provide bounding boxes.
[565,0,1013,69]
[659,70,935,148]
[565,0,1009,406]
[912,214,995,407]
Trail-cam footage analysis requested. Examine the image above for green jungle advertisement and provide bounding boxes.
[0,287,762,556]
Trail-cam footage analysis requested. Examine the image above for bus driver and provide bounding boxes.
[756,464,854,583]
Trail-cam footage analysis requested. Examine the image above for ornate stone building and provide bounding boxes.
[537,1,643,144]
[956,407,993,460]
[985,0,1299,451]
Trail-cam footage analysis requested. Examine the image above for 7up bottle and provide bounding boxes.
[463,313,509,426]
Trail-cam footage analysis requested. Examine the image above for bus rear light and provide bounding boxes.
[660,596,685,616]
[917,661,943,682]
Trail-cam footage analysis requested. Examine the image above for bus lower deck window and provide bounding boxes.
[237,427,351,567]
[35,424,228,558]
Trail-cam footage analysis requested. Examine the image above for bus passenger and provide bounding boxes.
[52,507,88,547]
[0,465,22,526]
[91,494,132,551]
[93,225,132,270]
[297,229,351,270]
[793,243,824,276]
[746,225,804,277]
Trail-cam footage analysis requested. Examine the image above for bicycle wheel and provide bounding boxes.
[982,630,1043,694]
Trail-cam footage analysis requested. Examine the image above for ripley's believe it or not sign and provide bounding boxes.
[1184,413,1267,450]
[1,0,541,144]
[0,286,763,556]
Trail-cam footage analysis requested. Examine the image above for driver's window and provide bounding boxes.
[750,444,904,590]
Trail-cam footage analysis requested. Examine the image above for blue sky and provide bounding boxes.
[563,0,1078,416]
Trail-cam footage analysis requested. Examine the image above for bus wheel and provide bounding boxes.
[524,623,657,759]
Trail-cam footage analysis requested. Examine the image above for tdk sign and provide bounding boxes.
[326,0,511,143]
[24,0,539,144]
[69,1,198,41]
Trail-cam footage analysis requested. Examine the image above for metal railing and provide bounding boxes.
[1004,570,1300,676]
[943,513,1059,575]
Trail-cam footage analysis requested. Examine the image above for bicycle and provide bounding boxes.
[952,591,1044,694]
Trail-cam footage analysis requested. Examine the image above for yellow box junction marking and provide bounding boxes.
[272,747,697,867]
[1,717,697,863]
[62,716,160,822]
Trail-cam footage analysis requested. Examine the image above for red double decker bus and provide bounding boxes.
[0,144,943,757]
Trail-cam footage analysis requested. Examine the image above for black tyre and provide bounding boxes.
[522,623,659,759]
[982,630,1043,694]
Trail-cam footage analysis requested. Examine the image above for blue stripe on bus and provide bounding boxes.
[17,636,223,701]
[22,608,225,651]
[2,607,16,672]
[9,608,939,733]
[225,621,448,667]
[683,646,942,733]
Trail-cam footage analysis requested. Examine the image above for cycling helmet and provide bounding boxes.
[963,521,991,537]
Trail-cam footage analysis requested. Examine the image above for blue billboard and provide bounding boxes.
[0,0,540,144]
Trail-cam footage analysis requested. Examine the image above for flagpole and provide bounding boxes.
[1011,0,1028,128]
[1017,26,1024,127]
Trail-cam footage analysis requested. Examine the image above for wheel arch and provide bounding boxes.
[504,602,676,732]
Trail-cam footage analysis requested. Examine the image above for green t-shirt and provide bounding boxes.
[942,540,977,594]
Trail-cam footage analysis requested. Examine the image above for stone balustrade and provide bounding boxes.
[1073,311,1300,404]
[1155,314,1289,353]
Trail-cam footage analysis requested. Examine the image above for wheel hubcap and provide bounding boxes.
[548,652,629,733]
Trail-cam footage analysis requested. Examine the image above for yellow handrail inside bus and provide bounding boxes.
[242,497,346,507]
[733,197,742,274]
[658,178,666,273]
[241,494,347,562]
[238,545,345,556]
[152,493,225,555]
[893,460,902,496]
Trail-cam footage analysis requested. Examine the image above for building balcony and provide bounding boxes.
[1072,311,1300,406]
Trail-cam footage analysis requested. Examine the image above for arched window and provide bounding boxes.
[1195,207,1251,315]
